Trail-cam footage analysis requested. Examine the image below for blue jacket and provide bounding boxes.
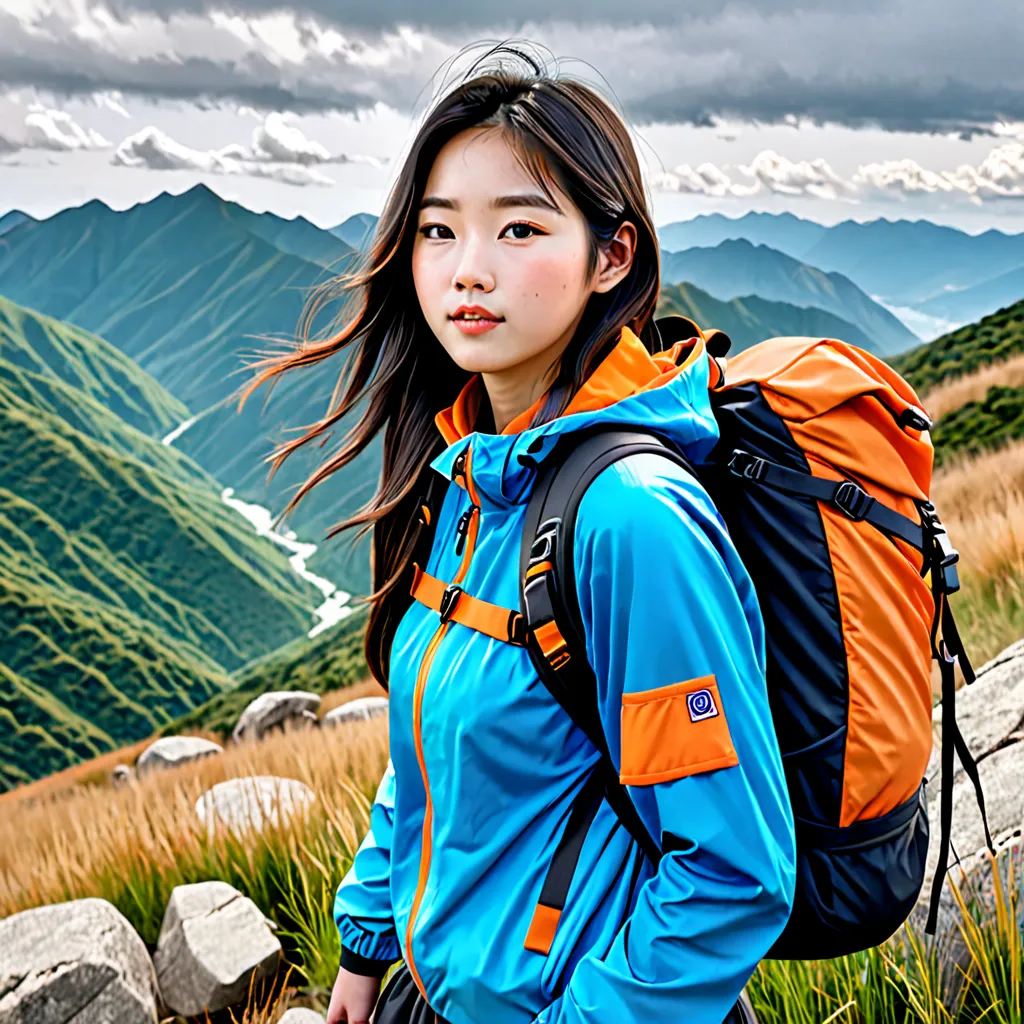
[334,325,796,1024]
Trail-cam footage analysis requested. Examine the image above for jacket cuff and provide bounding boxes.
[340,944,398,978]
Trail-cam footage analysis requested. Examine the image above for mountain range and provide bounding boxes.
[656,211,1024,325]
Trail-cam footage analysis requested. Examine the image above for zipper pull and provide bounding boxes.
[454,508,472,556]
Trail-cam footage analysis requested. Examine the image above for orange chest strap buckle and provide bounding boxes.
[410,564,527,647]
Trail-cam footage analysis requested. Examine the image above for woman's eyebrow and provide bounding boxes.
[418,193,564,215]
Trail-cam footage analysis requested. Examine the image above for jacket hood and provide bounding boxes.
[429,324,720,510]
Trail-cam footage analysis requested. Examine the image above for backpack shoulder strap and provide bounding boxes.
[519,423,697,865]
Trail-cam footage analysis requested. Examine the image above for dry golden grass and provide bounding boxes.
[920,351,1024,422]
[0,682,386,812]
[0,712,389,923]
[319,678,386,716]
[932,436,1024,671]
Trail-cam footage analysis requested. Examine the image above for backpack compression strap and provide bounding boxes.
[519,426,700,899]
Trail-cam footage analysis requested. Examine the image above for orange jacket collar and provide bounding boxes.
[434,325,696,446]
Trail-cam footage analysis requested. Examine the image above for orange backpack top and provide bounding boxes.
[518,315,992,958]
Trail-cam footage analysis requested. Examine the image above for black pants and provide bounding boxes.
[373,965,759,1024]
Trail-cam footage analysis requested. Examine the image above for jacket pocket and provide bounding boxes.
[619,674,739,786]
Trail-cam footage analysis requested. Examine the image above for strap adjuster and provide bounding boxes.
[833,480,874,521]
[727,450,768,482]
[439,584,463,623]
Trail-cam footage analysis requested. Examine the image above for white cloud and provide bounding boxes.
[251,112,330,165]
[652,149,852,201]
[854,143,1024,203]
[652,143,1024,205]
[738,151,854,201]
[5,104,111,152]
[109,112,387,186]
[112,124,335,185]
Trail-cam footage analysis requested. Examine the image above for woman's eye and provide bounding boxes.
[418,222,540,241]
[501,222,539,240]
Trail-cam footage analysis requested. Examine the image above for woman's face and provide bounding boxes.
[412,126,634,380]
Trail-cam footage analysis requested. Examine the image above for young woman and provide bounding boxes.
[242,45,796,1024]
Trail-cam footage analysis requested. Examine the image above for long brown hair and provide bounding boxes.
[238,43,662,686]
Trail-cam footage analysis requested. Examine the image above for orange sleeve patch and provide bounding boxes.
[620,675,739,786]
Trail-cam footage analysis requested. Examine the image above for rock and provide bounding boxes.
[931,655,1024,775]
[112,763,134,789]
[322,696,389,727]
[976,637,1024,678]
[911,736,1024,1010]
[136,736,222,777]
[0,897,159,1024]
[153,881,281,1018]
[279,1010,327,1023]
[923,741,1024,891]
[195,776,315,835]
[232,691,321,743]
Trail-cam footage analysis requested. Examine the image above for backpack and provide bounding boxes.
[518,314,992,960]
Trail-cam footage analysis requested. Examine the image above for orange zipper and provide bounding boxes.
[403,446,480,999]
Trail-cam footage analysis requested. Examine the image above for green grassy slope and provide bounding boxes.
[0,293,190,437]
[889,298,1024,394]
[161,604,370,740]
[656,281,879,354]
[0,300,327,789]
[883,298,1024,466]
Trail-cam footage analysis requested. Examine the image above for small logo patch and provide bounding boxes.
[686,688,719,723]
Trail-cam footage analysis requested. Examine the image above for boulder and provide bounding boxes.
[279,1010,327,1023]
[153,881,280,1018]
[323,696,389,727]
[929,651,1024,785]
[195,776,315,835]
[136,736,222,777]
[0,897,158,1024]
[111,763,134,789]
[232,691,321,743]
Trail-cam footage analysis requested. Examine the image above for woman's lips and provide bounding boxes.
[451,317,503,335]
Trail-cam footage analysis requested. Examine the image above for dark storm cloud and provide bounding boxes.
[1,0,1022,135]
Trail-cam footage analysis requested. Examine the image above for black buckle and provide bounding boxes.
[833,481,873,521]
[508,611,528,646]
[727,450,768,482]
[439,585,463,623]
[529,518,560,564]
[898,406,933,432]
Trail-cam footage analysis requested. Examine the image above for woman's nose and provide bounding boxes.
[452,236,496,292]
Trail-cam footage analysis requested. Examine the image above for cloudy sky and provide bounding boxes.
[2,0,1024,233]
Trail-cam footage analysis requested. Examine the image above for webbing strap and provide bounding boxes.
[726,450,925,551]
[524,767,606,955]
[410,564,526,646]
[924,565,994,935]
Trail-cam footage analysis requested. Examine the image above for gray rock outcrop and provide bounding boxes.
[231,691,321,743]
[0,897,158,1024]
[913,638,1024,1005]
[136,736,222,777]
[322,696,388,727]
[195,776,315,835]
[153,881,280,1018]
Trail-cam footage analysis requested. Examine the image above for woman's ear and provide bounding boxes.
[593,220,638,294]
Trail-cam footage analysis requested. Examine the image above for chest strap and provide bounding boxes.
[410,564,528,647]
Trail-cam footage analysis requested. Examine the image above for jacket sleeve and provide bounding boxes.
[532,454,797,1024]
[333,758,403,976]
